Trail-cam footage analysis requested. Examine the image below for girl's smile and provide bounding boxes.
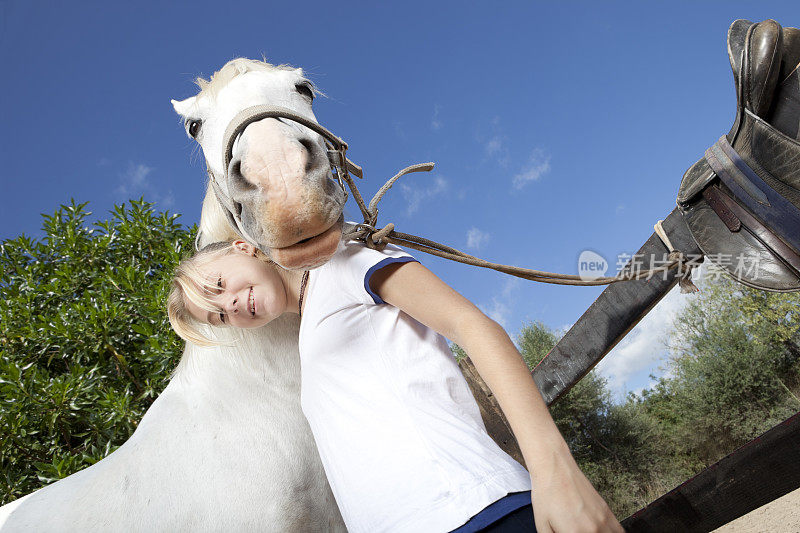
[183,241,302,329]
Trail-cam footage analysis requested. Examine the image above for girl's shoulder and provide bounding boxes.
[335,241,416,272]
[322,241,419,306]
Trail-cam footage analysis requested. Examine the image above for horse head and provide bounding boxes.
[172,59,346,270]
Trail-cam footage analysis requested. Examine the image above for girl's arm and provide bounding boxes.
[371,261,623,533]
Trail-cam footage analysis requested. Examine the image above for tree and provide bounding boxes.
[0,200,194,503]
[515,322,667,518]
[643,269,800,466]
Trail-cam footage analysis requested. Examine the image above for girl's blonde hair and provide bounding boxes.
[167,241,269,346]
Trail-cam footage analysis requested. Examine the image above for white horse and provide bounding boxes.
[0,59,348,532]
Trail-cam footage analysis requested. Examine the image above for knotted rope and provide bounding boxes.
[341,162,699,287]
[654,220,700,293]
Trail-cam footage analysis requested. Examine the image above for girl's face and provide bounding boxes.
[184,243,288,329]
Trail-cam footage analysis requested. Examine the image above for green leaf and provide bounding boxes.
[1,200,192,504]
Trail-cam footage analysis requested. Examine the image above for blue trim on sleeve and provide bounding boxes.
[449,491,532,532]
[364,257,419,304]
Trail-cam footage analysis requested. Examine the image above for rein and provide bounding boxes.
[339,163,698,289]
[206,106,699,289]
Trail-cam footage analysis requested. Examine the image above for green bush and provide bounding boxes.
[516,322,674,518]
[0,200,194,503]
[644,271,800,466]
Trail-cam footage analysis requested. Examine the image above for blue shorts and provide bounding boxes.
[450,491,537,532]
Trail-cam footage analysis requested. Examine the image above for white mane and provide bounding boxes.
[193,58,315,102]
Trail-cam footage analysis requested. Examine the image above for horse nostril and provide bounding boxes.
[229,159,257,193]
[298,139,315,172]
[298,138,314,153]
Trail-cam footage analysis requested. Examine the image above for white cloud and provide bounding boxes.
[594,288,685,398]
[116,162,174,208]
[594,262,708,398]
[630,376,660,399]
[116,163,153,196]
[486,136,503,156]
[129,163,152,187]
[512,149,551,189]
[489,137,511,167]
[431,104,443,131]
[500,277,519,298]
[393,121,407,140]
[558,322,575,335]
[478,278,520,330]
[477,117,510,168]
[482,299,511,329]
[159,191,176,208]
[466,227,490,250]
[400,176,448,215]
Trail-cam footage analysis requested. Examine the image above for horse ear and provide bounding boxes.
[171,96,197,117]
[232,240,257,256]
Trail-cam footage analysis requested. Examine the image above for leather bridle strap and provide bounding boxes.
[202,105,364,249]
[222,105,363,180]
[204,164,262,247]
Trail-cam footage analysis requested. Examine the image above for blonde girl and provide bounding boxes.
[168,239,621,533]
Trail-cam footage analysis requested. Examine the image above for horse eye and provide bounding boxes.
[295,84,314,100]
[187,119,202,138]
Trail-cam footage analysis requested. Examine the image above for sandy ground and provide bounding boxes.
[713,486,800,532]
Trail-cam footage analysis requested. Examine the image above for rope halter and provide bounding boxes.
[201,105,363,250]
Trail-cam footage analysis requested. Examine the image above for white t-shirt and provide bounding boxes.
[298,241,532,533]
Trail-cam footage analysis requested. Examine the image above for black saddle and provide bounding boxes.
[677,19,800,292]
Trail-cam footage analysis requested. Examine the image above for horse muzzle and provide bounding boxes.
[268,217,344,270]
[202,106,362,268]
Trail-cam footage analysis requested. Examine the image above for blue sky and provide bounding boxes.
[2,1,798,399]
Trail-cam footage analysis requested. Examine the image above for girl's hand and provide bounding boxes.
[529,448,623,533]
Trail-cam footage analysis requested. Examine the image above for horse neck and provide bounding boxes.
[170,313,302,392]
[198,181,240,245]
[175,183,302,391]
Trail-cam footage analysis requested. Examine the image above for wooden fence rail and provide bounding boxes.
[622,410,800,532]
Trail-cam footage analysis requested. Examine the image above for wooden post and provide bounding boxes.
[622,410,800,532]
[532,207,701,405]
[458,356,525,466]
